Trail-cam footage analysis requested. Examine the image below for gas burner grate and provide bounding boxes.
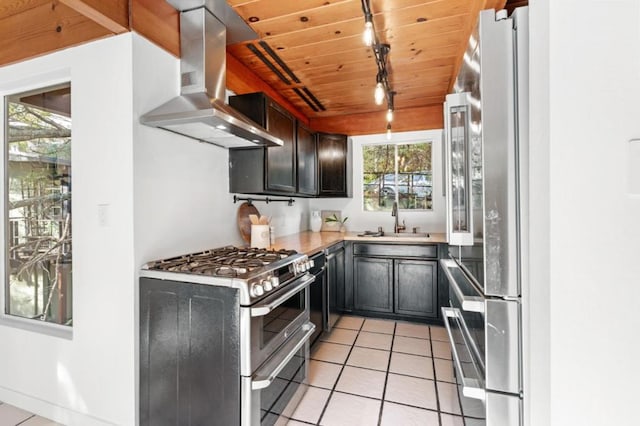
[146,246,298,276]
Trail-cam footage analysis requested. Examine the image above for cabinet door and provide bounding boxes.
[139,279,240,426]
[266,100,296,193]
[353,257,393,313]
[394,259,438,318]
[318,132,348,197]
[297,123,317,196]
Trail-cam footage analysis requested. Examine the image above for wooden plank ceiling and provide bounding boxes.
[227,0,510,134]
[0,0,527,135]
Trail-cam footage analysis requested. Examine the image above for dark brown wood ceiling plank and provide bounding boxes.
[131,0,180,57]
[59,0,128,34]
[0,1,111,66]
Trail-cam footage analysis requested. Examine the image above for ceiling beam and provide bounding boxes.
[59,0,128,34]
[0,1,111,66]
[131,0,180,57]
[309,105,443,136]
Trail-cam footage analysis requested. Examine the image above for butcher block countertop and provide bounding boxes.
[271,231,447,256]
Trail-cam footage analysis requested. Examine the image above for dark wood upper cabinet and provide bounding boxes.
[229,92,296,194]
[318,132,350,197]
[296,123,317,196]
[228,92,350,198]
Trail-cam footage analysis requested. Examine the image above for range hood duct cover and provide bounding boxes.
[140,0,283,148]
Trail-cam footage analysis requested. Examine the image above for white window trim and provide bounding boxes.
[0,69,73,339]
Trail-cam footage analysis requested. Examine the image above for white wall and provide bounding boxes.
[132,34,243,264]
[131,35,310,266]
[0,35,136,425]
[309,129,445,234]
[529,1,640,425]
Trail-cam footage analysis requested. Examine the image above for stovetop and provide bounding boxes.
[141,246,315,305]
[145,246,299,277]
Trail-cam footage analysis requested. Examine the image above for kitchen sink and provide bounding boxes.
[357,231,430,238]
[385,232,430,238]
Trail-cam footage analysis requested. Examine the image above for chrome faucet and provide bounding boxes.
[391,201,406,233]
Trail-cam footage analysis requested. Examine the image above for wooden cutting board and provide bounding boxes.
[237,202,260,244]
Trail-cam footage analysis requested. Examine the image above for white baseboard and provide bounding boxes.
[0,387,117,426]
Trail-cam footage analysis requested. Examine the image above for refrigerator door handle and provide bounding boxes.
[440,259,484,313]
[442,307,486,401]
[444,92,474,246]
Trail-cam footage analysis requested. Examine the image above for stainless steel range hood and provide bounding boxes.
[140,0,283,148]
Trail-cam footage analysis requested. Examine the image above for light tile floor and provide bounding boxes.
[0,402,61,426]
[290,315,484,426]
[0,316,484,426]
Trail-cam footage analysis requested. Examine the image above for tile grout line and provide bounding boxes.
[376,321,396,426]
[314,318,366,426]
[427,326,445,426]
[309,319,453,425]
[15,415,36,426]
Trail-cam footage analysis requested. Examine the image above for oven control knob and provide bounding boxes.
[309,259,315,268]
[271,276,280,287]
[306,260,313,270]
[251,283,264,298]
[262,279,273,292]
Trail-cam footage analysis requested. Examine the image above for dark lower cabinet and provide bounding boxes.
[348,242,445,323]
[353,257,393,313]
[326,243,345,329]
[309,252,326,345]
[394,259,438,318]
[139,278,240,426]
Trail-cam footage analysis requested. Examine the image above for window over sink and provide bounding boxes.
[363,142,432,211]
[3,83,72,327]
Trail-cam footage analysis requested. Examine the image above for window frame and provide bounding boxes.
[361,139,434,212]
[0,72,73,339]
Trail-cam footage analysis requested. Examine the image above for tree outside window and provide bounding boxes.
[363,142,432,212]
[5,83,72,326]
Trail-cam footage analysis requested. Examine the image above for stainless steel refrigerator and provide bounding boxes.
[441,6,528,426]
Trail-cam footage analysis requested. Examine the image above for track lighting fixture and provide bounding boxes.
[361,0,396,134]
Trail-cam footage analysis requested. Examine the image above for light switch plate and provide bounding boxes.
[629,139,640,195]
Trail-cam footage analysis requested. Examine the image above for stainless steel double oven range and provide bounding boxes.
[442,7,528,426]
[139,246,315,426]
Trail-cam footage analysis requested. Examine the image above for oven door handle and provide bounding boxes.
[442,307,486,401]
[251,322,316,390]
[251,274,315,317]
